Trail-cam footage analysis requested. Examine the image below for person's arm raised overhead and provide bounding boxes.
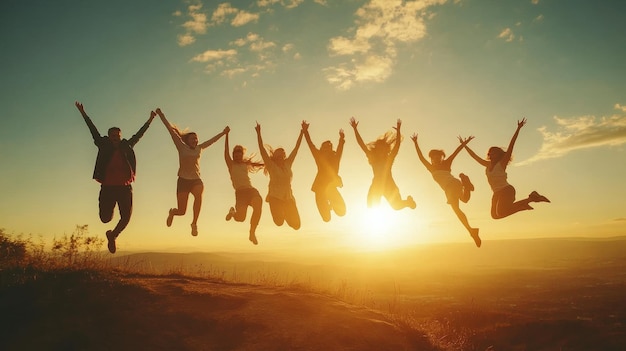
[349,117,369,155]
[411,133,432,171]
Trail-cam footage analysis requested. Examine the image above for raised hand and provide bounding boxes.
[339,128,345,139]
[223,126,230,134]
[301,120,309,132]
[75,101,86,114]
[255,121,261,134]
[393,119,402,131]
[155,108,164,117]
[349,117,358,129]
[517,117,527,129]
[410,133,418,143]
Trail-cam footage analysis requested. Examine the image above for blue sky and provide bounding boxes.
[1,0,625,253]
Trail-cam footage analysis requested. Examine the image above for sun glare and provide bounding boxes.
[355,205,404,251]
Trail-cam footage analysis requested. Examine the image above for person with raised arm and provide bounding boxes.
[349,117,416,210]
[301,120,346,222]
[75,101,155,253]
[224,128,264,245]
[156,108,228,237]
[412,133,481,247]
[464,118,550,219]
[255,122,304,230]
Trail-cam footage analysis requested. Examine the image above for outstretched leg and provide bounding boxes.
[189,182,204,236]
[450,200,480,248]
[491,186,533,219]
[249,194,262,245]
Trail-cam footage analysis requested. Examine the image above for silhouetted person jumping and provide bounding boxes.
[301,120,346,222]
[350,117,416,210]
[156,108,228,237]
[224,129,264,245]
[412,133,481,247]
[464,118,550,219]
[75,101,155,253]
[256,122,304,230]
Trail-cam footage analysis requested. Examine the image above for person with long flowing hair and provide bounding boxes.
[224,129,264,245]
[464,118,550,219]
[301,120,346,222]
[156,108,228,237]
[412,133,481,247]
[349,117,415,210]
[255,122,304,230]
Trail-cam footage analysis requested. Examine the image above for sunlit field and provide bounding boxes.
[2,226,626,350]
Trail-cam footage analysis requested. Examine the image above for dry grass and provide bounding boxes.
[2,227,626,350]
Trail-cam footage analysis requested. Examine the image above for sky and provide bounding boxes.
[1,0,625,254]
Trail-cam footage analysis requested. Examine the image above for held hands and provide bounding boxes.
[301,120,309,132]
[223,126,230,134]
[458,135,474,145]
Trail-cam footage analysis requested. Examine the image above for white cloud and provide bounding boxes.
[324,0,449,90]
[177,33,196,47]
[250,40,276,52]
[257,0,303,9]
[518,109,626,165]
[615,103,626,112]
[498,27,515,42]
[183,5,208,34]
[190,49,238,63]
[211,3,238,25]
[232,11,260,26]
[172,10,182,17]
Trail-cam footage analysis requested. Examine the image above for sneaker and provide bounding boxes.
[407,196,416,209]
[166,208,175,227]
[225,207,236,221]
[529,191,550,203]
[106,230,116,254]
[191,223,198,237]
[459,173,474,191]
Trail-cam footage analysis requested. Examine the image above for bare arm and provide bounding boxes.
[155,108,184,147]
[224,130,233,168]
[349,117,369,154]
[301,120,318,154]
[390,119,402,158]
[255,122,270,163]
[503,118,526,166]
[445,135,474,166]
[336,129,345,160]
[286,129,304,163]
[199,126,229,149]
[464,144,489,167]
[411,133,432,171]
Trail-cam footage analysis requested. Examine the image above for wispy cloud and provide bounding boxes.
[518,105,626,165]
[324,0,449,90]
[257,0,304,9]
[190,49,237,63]
[498,27,515,42]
